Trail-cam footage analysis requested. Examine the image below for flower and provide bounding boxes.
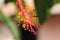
[17,0,40,35]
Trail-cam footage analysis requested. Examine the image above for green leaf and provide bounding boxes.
[0,11,20,40]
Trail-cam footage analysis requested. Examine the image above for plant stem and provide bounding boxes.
[0,11,20,40]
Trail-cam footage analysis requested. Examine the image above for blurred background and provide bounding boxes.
[0,0,60,40]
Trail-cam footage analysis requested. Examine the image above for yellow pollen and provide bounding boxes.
[22,24,26,28]
[24,29,26,30]
[18,16,21,19]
